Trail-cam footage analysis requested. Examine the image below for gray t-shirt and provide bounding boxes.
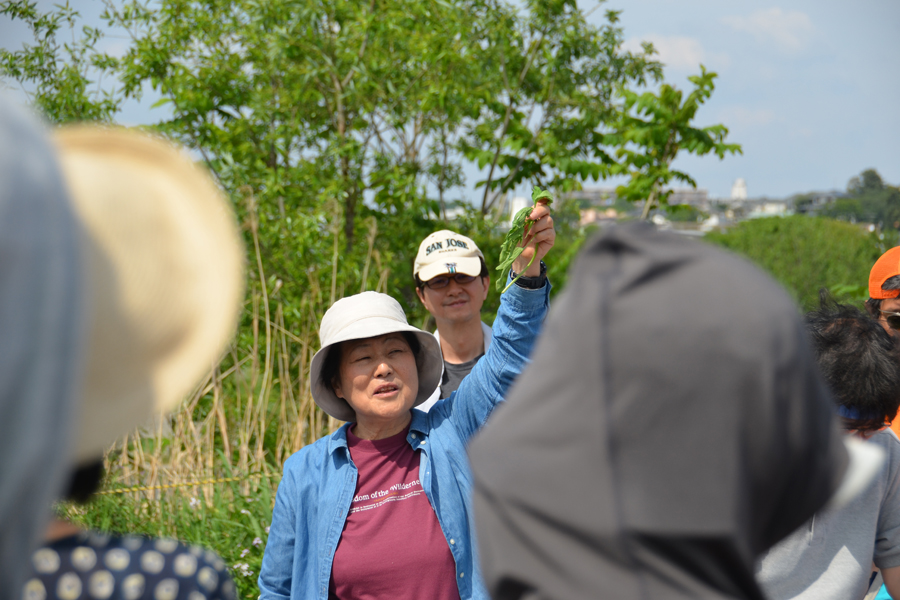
[756,428,900,600]
[439,354,484,399]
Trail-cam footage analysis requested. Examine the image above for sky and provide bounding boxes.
[594,0,900,198]
[2,0,898,200]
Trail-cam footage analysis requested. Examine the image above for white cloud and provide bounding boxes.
[722,8,814,52]
[623,34,729,73]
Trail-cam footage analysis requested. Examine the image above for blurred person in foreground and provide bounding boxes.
[468,222,878,600]
[10,119,245,599]
[412,230,549,410]
[0,95,84,600]
[259,206,554,599]
[756,300,900,600]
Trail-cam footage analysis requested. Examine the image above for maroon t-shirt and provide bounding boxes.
[329,424,459,600]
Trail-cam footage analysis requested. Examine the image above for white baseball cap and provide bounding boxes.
[414,230,485,282]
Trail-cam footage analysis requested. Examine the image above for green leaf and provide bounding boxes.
[495,186,554,292]
[532,186,554,204]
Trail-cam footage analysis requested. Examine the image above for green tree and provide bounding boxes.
[705,215,892,311]
[0,0,121,122]
[1,0,665,322]
[825,169,900,230]
[848,169,885,195]
[606,65,742,219]
[458,1,662,214]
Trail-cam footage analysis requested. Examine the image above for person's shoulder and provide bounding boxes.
[284,427,346,472]
[873,428,900,451]
[28,532,237,600]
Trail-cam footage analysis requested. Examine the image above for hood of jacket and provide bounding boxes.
[468,222,847,600]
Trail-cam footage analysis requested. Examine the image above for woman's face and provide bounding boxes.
[333,332,419,429]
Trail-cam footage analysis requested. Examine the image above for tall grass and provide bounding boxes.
[64,197,391,598]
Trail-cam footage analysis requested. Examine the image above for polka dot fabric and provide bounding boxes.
[22,534,236,600]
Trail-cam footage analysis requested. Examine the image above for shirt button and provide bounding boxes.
[411,433,417,439]
[459,572,465,578]
[449,539,455,545]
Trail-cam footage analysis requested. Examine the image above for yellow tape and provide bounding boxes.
[96,474,265,495]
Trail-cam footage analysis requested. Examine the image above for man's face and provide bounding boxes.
[878,296,900,336]
[416,273,490,326]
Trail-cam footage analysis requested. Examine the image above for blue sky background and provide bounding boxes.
[2,0,898,200]
[597,0,900,198]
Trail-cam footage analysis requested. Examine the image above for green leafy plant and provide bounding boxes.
[606,66,741,219]
[496,187,553,293]
[705,216,891,311]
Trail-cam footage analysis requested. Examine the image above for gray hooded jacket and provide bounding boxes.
[469,222,847,600]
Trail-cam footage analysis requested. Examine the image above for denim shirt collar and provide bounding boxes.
[326,414,430,456]
[326,422,351,455]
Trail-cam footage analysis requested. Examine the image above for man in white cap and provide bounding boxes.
[413,225,553,410]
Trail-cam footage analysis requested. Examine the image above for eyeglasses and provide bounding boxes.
[422,273,478,289]
[880,310,900,330]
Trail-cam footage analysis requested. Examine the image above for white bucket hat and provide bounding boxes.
[53,127,245,464]
[310,292,443,421]
[414,230,485,282]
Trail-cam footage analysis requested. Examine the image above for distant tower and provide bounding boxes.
[731,178,747,200]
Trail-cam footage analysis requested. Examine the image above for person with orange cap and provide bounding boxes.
[867,247,900,335]
[867,247,900,441]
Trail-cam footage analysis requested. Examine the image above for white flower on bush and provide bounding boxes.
[189,497,200,509]
[252,537,263,547]
[240,548,250,558]
[233,562,253,577]
[264,526,270,534]
[240,509,251,516]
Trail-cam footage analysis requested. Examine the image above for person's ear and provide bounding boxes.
[416,286,426,304]
[481,275,490,300]
[332,376,344,400]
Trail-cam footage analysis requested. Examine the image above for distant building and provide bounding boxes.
[580,207,618,227]
[567,188,619,206]
[667,188,709,210]
[731,178,748,200]
[747,201,790,219]
[568,187,708,209]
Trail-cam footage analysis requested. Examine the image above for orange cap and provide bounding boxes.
[869,247,900,299]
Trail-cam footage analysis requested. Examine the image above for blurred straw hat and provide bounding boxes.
[53,127,245,464]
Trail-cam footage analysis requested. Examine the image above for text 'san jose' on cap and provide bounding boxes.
[869,247,900,299]
[413,230,485,282]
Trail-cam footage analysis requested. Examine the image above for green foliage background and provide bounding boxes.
[2,0,743,595]
[822,169,900,230]
[705,215,894,311]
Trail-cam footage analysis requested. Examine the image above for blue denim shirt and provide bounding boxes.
[258,280,550,600]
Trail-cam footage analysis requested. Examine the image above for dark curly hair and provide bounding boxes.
[807,294,900,433]
[63,459,105,504]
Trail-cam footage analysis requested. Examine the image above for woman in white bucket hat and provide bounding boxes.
[259,203,555,600]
